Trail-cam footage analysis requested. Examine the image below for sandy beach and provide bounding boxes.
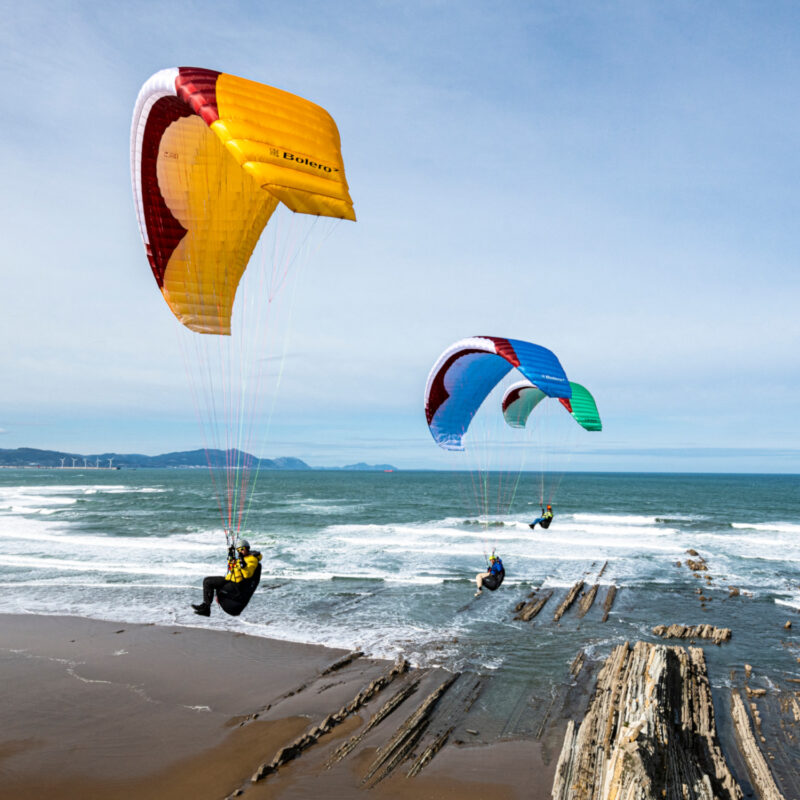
[0,614,557,799]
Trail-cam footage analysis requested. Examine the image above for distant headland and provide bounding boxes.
[0,447,397,472]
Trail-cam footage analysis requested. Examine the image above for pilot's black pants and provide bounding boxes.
[202,576,229,605]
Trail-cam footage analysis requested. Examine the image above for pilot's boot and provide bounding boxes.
[192,603,211,617]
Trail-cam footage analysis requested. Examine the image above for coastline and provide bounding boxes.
[2,470,798,798]
[0,613,559,799]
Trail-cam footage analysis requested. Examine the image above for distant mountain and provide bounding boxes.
[0,447,396,471]
[338,462,397,471]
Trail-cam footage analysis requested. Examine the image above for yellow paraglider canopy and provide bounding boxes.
[131,67,355,334]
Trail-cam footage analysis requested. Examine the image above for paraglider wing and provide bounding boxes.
[424,336,571,450]
[502,380,602,432]
[501,381,547,428]
[131,67,355,335]
[558,382,602,431]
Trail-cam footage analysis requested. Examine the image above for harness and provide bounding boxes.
[483,567,505,591]
[217,549,263,617]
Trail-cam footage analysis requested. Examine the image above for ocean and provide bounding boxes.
[1,468,798,704]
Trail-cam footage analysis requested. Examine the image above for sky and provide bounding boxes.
[1,1,798,471]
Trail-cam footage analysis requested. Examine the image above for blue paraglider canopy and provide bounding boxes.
[424,336,571,450]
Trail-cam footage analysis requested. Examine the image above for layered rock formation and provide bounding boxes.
[577,584,599,618]
[552,641,741,800]
[515,588,553,622]
[554,580,585,622]
[652,623,732,645]
[730,690,786,800]
[601,585,617,622]
[251,657,408,782]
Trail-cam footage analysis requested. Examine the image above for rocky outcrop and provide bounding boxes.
[551,641,741,800]
[320,650,363,675]
[246,650,366,718]
[251,657,408,782]
[515,589,553,622]
[554,581,585,622]
[652,624,731,645]
[362,674,458,785]
[570,650,585,677]
[730,690,786,800]
[326,678,420,766]
[577,584,599,618]
[601,585,617,622]
[734,666,800,797]
[408,673,483,768]
[406,725,454,777]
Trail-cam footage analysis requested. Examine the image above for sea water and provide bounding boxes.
[1,469,798,699]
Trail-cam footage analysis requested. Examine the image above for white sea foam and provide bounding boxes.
[261,570,448,585]
[570,513,660,526]
[0,484,164,496]
[0,485,91,495]
[226,614,458,667]
[775,595,800,611]
[732,521,800,534]
[0,528,218,552]
[0,489,732,603]
[0,471,797,672]
[277,496,360,514]
[0,580,198,590]
[0,555,207,577]
[383,575,446,585]
[0,496,78,513]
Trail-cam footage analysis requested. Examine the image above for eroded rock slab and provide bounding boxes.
[576,584,599,618]
[552,641,741,800]
[730,690,786,800]
[515,589,553,622]
[554,581,585,622]
[652,623,731,645]
[251,657,408,782]
[601,585,617,622]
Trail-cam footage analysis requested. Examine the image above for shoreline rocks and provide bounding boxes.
[576,584,599,618]
[552,641,742,800]
[554,581,585,622]
[601,585,617,622]
[652,623,731,645]
[251,657,409,782]
[515,589,553,622]
[731,690,786,800]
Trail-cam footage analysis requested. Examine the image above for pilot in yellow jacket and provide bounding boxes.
[225,548,261,583]
[193,539,262,616]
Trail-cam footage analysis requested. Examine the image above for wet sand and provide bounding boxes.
[0,614,556,799]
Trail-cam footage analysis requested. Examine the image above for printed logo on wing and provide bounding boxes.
[279,149,339,173]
